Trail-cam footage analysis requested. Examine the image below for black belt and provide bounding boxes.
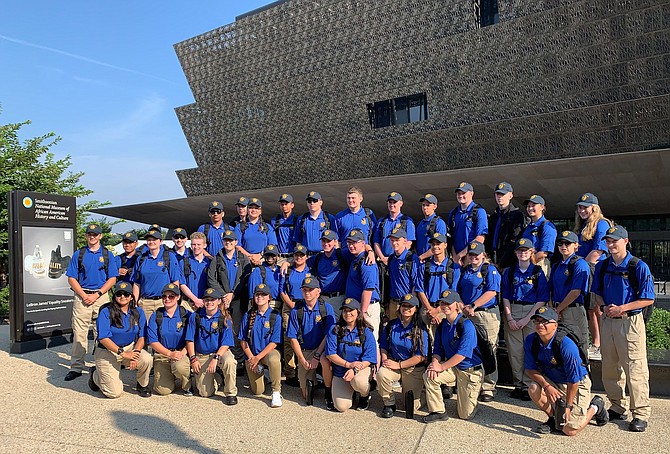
[463,364,483,372]
[83,289,101,294]
[278,253,293,258]
[474,306,496,312]
[430,301,440,308]
[600,306,641,318]
[144,296,162,300]
[98,342,130,351]
[568,302,584,307]
[511,300,534,306]
[322,292,343,297]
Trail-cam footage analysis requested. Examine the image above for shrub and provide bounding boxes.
[646,308,670,350]
[0,286,8,319]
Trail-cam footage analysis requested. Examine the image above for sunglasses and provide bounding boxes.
[209,209,222,214]
[400,304,415,310]
[306,199,319,203]
[116,292,131,298]
[556,242,572,247]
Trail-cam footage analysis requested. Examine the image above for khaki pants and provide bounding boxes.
[424,367,483,420]
[246,349,282,394]
[70,292,109,372]
[385,299,400,321]
[93,344,152,398]
[467,307,500,396]
[152,353,191,395]
[332,367,371,412]
[600,313,651,420]
[529,376,592,430]
[138,297,164,323]
[559,305,588,350]
[363,302,381,342]
[282,303,297,379]
[504,304,536,389]
[297,349,317,390]
[377,364,425,409]
[193,351,237,397]
[538,258,551,279]
[420,305,445,343]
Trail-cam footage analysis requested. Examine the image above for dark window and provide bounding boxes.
[368,92,428,129]
[474,0,499,28]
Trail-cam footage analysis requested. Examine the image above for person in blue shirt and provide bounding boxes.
[170,227,192,261]
[447,182,488,266]
[549,231,590,351]
[423,290,483,422]
[501,238,549,401]
[117,231,139,283]
[459,240,501,402]
[185,287,237,403]
[306,229,348,314]
[229,196,248,229]
[239,284,284,407]
[286,277,336,407]
[89,282,152,398]
[247,245,282,309]
[270,193,297,264]
[235,198,278,266]
[345,229,381,341]
[147,283,191,396]
[522,194,557,279]
[197,201,229,259]
[386,227,418,322]
[325,298,377,413]
[293,191,336,254]
[65,223,119,382]
[378,294,429,418]
[592,225,654,432]
[415,193,447,258]
[334,187,377,244]
[524,306,608,436]
[178,232,210,311]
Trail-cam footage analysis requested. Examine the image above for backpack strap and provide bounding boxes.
[626,256,641,298]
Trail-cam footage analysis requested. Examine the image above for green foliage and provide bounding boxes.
[0,286,8,318]
[646,308,670,350]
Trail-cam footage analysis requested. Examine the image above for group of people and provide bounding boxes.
[62,182,654,434]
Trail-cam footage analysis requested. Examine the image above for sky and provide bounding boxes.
[1,1,273,231]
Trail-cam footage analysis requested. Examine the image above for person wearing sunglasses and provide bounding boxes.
[294,191,336,255]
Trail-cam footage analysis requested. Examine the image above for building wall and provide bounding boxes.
[173,0,669,196]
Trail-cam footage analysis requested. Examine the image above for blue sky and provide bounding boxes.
[1,1,272,229]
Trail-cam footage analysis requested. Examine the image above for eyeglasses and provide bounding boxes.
[209,210,222,214]
[556,242,572,247]
[162,294,179,299]
[116,292,131,298]
[532,318,556,325]
[173,236,186,240]
[248,206,261,210]
[306,199,319,203]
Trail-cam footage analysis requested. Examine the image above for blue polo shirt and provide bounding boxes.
[286,301,336,350]
[415,214,448,255]
[325,325,377,378]
[117,251,139,283]
[197,222,229,257]
[373,213,417,257]
[247,265,281,300]
[501,265,549,303]
[293,211,337,253]
[522,217,557,255]
[239,307,282,355]
[380,318,429,361]
[458,263,500,308]
[97,306,147,347]
[447,202,488,253]
[131,246,181,298]
[524,332,588,384]
[279,266,311,301]
[66,246,119,289]
[147,308,188,350]
[271,213,297,254]
[186,309,234,355]
[433,314,482,370]
[180,256,210,299]
[549,254,590,304]
[306,250,348,293]
[335,207,377,243]
[592,253,655,309]
[413,257,460,302]
[577,219,610,260]
[388,250,418,299]
[222,253,241,294]
[345,252,380,302]
[234,219,278,254]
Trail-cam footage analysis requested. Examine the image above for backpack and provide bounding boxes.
[533,219,562,266]
[155,306,189,339]
[135,247,171,281]
[203,222,229,248]
[598,256,655,322]
[296,300,329,345]
[299,211,331,237]
[77,246,110,277]
[423,258,454,290]
[239,218,270,234]
[455,316,496,375]
[530,324,589,371]
[362,207,374,243]
[390,250,416,279]
[377,214,408,239]
[272,214,296,232]
[247,308,280,344]
[195,311,226,335]
[506,264,542,293]
[336,325,367,349]
[473,262,495,290]
[448,204,482,234]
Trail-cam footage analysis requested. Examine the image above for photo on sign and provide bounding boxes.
[22,226,74,296]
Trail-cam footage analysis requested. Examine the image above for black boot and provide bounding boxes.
[325,387,334,411]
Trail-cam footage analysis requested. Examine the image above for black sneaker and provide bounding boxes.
[285,376,300,387]
[381,405,396,418]
[423,411,449,423]
[183,387,194,397]
[356,395,370,411]
[136,382,151,398]
[88,366,99,392]
[306,379,314,406]
[535,417,556,434]
[479,393,494,403]
[64,371,82,381]
[224,396,238,406]
[591,396,609,426]
[510,387,524,399]
[608,409,627,420]
[629,418,647,432]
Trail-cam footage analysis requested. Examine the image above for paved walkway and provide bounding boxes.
[1,325,669,453]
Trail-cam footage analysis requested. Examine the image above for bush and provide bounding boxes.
[646,308,670,350]
[0,286,8,319]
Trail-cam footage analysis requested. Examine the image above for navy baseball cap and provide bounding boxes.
[162,283,181,296]
[400,293,420,307]
[86,223,102,235]
[604,225,628,240]
[515,238,533,250]
[236,197,249,206]
[320,229,338,241]
[389,227,407,239]
[278,193,293,203]
[467,240,485,255]
[113,282,132,295]
[170,227,188,239]
[306,191,322,201]
[438,290,461,305]
[455,182,474,193]
[557,231,579,244]
[524,194,546,205]
[248,197,262,207]
[387,192,403,202]
[420,193,438,204]
[301,276,320,289]
[576,193,599,207]
[346,229,366,242]
[254,284,271,295]
[495,182,513,194]
[209,201,224,211]
[263,244,279,256]
[202,287,223,299]
[122,231,138,242]
[223,229,237,240]
[293,244,307,255]
[428,232,447,244]
[532,306,558,323]
[340,298,361,311]
[144,229,162,240]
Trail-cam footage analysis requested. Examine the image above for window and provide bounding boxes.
[367,93,428,129]
[474,0,499,28]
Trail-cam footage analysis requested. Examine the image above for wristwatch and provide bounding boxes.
[117,346,124,355]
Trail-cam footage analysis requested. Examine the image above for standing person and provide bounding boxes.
[178,232,210,311]
[307,229,348,314]
[235,198,278,266]
[271,193,297,265]
[147,283,192,396]
[229,196,249,228]
[575,192,611,361]
[197,201,229,258]
[522,194,557,279]
[185,287,238,403]
[459,240,501,402]
[550,231,590,351]
[524,306,608,435]
[131,229,181,322]
[386,228,418,322]
[415,193,447,259]
[345,229,381,340]
[88,282,152,398]
[592,225,654,432]
[378,294,429,418]
[335,187,377,244]
[64,223,119,381]
[486,182,527,269]
[170,227,192,260]
[500,238,549,401]
[294,191,336,255]
[246,245,282,310]
[423,290,484,422]
[286,277,336,407]
[447,182,488,266]
[239,284,283,407]
[117,231,139,283]
[325,298,377,412]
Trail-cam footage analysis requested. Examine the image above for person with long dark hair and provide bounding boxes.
[89,282,152,398]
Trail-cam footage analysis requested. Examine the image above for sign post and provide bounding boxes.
[8,190,77,353]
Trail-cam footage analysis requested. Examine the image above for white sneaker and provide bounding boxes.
[271,391,283,408]
[588,345,601,361]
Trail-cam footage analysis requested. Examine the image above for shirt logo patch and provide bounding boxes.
[158,261,164,267]
[332,260,338,266]
[99,257,105,263]
[361,219,366,225]
[320,222,325,228]
[550,356,558,365]
[315,315,322,322]
[477,272,482,278]
[176,322,183,330]
[211,322,219,330]
[264,321,270,328]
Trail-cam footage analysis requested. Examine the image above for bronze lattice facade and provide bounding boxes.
[173,0,669,197]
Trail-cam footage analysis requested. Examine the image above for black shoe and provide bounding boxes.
[64,371,82,381]
[629,418,647,432]
[137,382,151,398]
[357,395,370,411]
[591,396,609,426]
[441,384,453,400]
[479,394,494,403]
[286,376,300,387]
[423,411,449,423]
[325,387,335,411]
[521,390,532,401]
[608,409,627,420]
[306,379,314,406]
[183,387,193,397]
[510,387,523,399]
[87,366,99,392]
[535,417,556,434]
[224,396,238,406]
[381,405,396,418]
